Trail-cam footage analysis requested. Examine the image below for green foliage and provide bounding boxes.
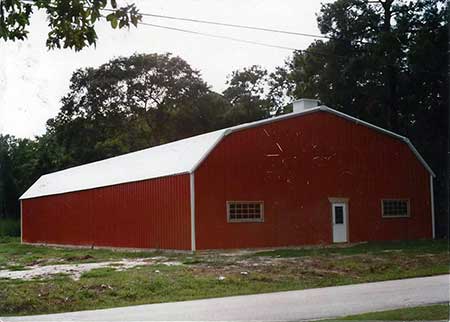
[223,65,272,122]
[46,53,230,167]
[0,219,20,237]
[223,65,290,121]
[0,0,141,51]
[0,133,60,221]
[0,136,19,219]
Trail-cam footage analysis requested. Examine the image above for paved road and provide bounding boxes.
[2,275,448,322]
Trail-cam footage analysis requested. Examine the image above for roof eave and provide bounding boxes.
[19,171,193,200]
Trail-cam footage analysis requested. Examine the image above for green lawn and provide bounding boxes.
[254,239,449,257]
[325,304,449,321]
[0,236,167,270]
[0,238,448,316]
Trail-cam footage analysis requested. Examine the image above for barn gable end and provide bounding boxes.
[193,110,433,249]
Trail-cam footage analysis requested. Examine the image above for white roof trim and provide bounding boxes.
[21,106,434,200]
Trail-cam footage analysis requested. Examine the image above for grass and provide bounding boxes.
[325,304,449,321]
[254,239,449,257]
[0,238,448,316]
[0,237,167,270]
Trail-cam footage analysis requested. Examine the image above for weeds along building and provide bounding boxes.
[20,99,435,250]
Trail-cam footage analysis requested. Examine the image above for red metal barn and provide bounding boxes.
[21,99,435,251]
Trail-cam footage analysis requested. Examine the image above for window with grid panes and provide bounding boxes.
[382,199,410,218]
[227,201,264,222]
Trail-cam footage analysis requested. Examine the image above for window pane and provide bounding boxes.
[334,206,344,224]
[228,202,263,222]
[382,200,409,217]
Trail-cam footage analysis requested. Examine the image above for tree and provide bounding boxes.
[0,0,141,50]
[0,136,18,219]
[223,65,284,124]
[0,135,40,219]
[46,53,234,168]
[223,65,270,118]
[284,0,448,236]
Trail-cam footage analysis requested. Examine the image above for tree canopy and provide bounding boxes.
[0,0,141,50]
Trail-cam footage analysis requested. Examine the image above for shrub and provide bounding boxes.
[0,218,20,237]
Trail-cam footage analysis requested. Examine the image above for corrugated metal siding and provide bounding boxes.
[22,174,191,250]
[194,111,432,249]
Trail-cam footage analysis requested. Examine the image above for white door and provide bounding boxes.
[332,203,348,243]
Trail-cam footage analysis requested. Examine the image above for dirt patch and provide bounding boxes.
[187,253,376,280]
[65,254,94,261]
[0,258,182,281]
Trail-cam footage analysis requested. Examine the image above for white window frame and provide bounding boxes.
[226,201,264,223]
[381,199,410,218]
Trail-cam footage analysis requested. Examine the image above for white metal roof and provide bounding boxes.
[20,106,434,200]
[20,129,225,200]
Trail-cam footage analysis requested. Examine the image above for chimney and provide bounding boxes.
[293,98,320,113]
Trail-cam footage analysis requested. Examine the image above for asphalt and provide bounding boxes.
[2,274,449,322]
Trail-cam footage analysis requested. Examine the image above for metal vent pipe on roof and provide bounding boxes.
[293,98,320,113]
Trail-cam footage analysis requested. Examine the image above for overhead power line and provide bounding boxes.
[139,22,298,51]
[138,22,351,60]
[102,8,330,40]
[136,11,331,41]
[101,8,372,45]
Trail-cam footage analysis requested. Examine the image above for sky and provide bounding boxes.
[0,0,330,138]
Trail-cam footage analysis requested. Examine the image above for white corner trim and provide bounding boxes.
[430,175,435,239]
[20,200,23,244]
[190,172,196,251]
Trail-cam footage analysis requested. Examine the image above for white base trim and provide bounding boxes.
[21,242,192,254]
[20,200,23,244]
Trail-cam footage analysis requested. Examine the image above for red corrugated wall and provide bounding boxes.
[194,111,432,249]
[22,174,191,250]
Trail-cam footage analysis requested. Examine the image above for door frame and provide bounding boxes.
[328,197,349,243]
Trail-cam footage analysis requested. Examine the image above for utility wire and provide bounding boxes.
[20,3,439,75]
[102,8,378,47]
[98,11,301,52]
[138,21,349,59]
[138,22,443,76]
[122,10,332,41]
[102,8,369,45]
[139,22,298,51]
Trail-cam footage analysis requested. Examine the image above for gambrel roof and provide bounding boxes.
[21,106,434,200]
